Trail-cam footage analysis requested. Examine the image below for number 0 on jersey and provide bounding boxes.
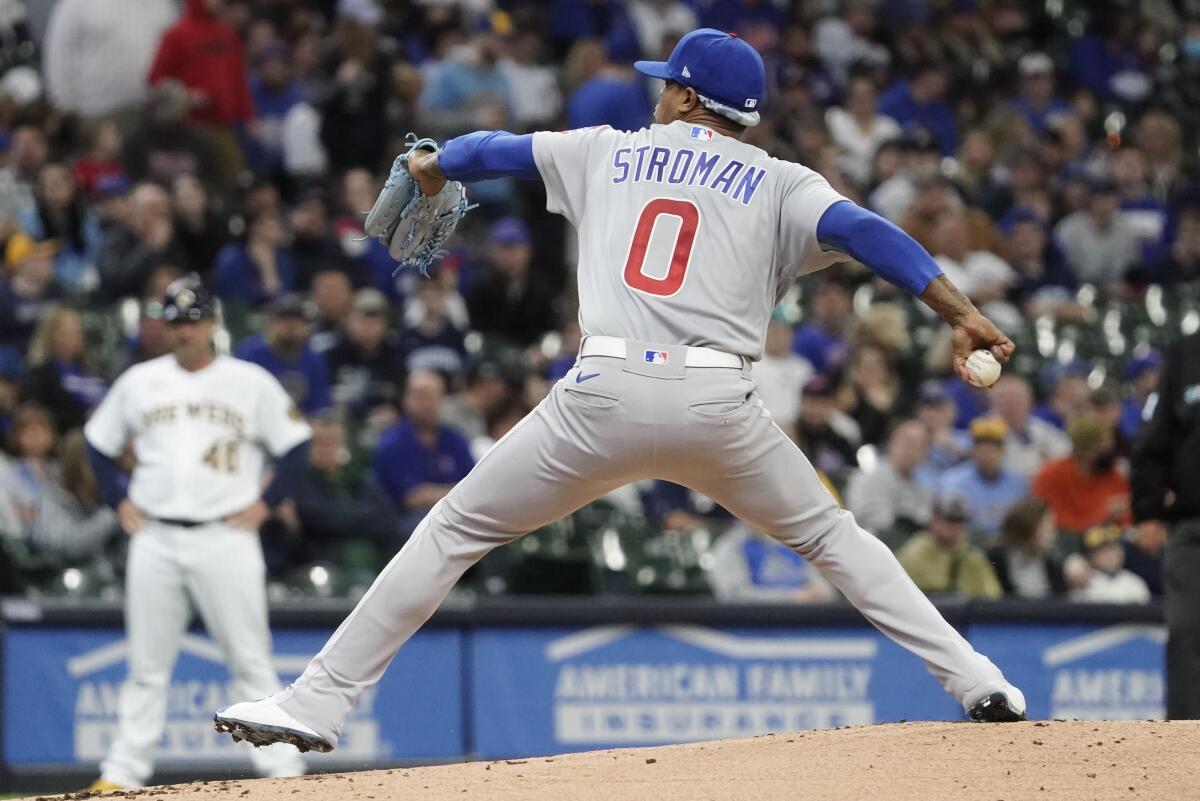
[622,198,700,297]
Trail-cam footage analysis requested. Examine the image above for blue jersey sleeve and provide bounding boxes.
[438,131,540,182]
[816,200,943,296]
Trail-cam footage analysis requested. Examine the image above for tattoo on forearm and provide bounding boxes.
[919,274,976,326]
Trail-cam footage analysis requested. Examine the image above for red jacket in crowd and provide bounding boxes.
[147,0,254,126]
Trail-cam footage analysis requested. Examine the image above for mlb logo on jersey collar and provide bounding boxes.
[689,125,714,142]
[645,350,670,365]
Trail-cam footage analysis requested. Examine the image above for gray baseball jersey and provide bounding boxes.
[532,120,847,360]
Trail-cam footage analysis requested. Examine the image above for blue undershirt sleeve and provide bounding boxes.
[261,441,310,509]
[85,442,128,509]
[816,200,943,296]
[437,131,540,182]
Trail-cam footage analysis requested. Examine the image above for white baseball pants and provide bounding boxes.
[101,522,303,787]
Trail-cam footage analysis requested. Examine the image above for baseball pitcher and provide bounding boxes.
[217,29,1026,754]
[85,277,312,789]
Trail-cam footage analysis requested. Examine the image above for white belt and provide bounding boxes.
[579,335,745,368]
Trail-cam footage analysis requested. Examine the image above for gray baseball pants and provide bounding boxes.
[279,345,1006,743]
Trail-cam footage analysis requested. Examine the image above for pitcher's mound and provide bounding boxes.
[36,720,1200,801]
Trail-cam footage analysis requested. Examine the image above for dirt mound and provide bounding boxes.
[27,720,1200,801]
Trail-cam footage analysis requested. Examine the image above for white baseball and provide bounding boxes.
[964,349,1002,387]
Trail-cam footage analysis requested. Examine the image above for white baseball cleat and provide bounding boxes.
[214,696,333,753]
[966,682,1027,722]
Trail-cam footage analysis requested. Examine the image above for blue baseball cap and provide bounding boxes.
[634,28,766,126]
[489,217,530,246]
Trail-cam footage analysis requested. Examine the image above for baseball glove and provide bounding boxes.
[364,134,474,276]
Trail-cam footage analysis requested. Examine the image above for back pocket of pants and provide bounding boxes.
[563,384,620,410]
[687,396,750,422]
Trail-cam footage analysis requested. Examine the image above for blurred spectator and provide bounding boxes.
[373,370,474,535]
[147,0,255,182]
[793,374,860,488]
[401,276,468,380]
[1070,524,1151,603]
[0,234,65,351]
[43,0,177,119]
[812,1,888,88]
[23,429,119,569]
[0,124,49,230]
[316,14,391,171]
[1032,361,1090,431]
[1145,205,1200,286]
[170,174,224,280]
[19,164,102,294]
[902,173,999,256]
[421,26,512,141]
[245,41,305,176]
[930,210,1013,306]
[913,379,967,484]
[0,404,59,532]
[989,375,1070,479]
[753,312,813,435]
[897,492,1002,598]
[1111,145,1170,264]
[72,120,126,199]
[845,419,931,543]
[466,218,555,347]
[289,190,345,291]
[1120,351,1160,440]
[213,207,296,306]
[987,497,1072,599]
[1134,110,1184,201]
[826,74,901,189]
[938,417,1029,538]
[791,279,850,375]
[97,182,183,299]
[444,360,510,443]
[1052,175,1140,286]
[836,342,899,446]
[468,394,528,460]
[1009,53,1069,134]
[334,169,397,298]
[122,82,219,187]
[565,36,653,133]
[309,268,354,353]
[498,28,562,132]
[325,288,405,423]
[1066,6,1151,104]
[627,0,697,61]
[234,294,332,416]
[1000,207,1078,316]
[879,62,958,156]
[1032,413,1131,536]
[281,413,397,570]
[23,306,107,434]
[709,522,834,603]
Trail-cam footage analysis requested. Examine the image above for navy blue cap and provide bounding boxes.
[997,205,1044,235]
[161,274,215,324]
[917,379,951,405]
[489,217,530,246]
[634,28,766,119]
[1124,350,1162,381]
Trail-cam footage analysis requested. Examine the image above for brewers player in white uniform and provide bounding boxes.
[217,29,1026,753]
[85,276,311,788]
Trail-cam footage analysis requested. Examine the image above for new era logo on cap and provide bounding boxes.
[645,350,669,365]
[682,66,691,78]
[689,126,713,141]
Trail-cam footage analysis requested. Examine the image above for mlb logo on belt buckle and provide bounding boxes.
[644,350,669,365]
[689,126,714,142]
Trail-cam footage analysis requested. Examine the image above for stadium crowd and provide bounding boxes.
[0,0,1195,605]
